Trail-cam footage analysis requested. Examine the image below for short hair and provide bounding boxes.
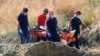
[43,8,48,13]
[23,8,28,13]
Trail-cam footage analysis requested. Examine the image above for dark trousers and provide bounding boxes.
[46,32,60,42]
[68,32,80,49]
[18,29,30,44]
[36,37,47,42]
[36,26,47,42]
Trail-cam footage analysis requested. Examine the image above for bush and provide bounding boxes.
[81,12,95,26]
[80,4,95,26]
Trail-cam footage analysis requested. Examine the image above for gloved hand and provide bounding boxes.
[28,27,30,31]
[19,29,23,34]
[70,30,76,34]
[47,32,52,38]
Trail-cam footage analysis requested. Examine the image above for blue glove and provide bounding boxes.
[47,32,51,38]
[19,29,23,34]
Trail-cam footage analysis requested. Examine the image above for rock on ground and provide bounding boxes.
[0,42,100,56]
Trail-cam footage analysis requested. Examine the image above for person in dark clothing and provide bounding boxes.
[17,8,30,44]
[46,11,60,42]
[68,10,86,49]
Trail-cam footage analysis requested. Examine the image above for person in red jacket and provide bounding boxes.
[36,8,48,27]
[36,8,49,42]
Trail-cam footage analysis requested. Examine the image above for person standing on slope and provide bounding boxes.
[36,8,49,42]
[68,10,86,49]
[17,8,30,44]
[46,11,60,42]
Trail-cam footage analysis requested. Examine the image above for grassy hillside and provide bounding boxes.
[0,1,100,55]
[0,0,100,35]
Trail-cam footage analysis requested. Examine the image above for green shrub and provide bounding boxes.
[80,3,95,26]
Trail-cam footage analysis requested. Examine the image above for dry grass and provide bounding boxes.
[0,0,52,35]
[53,0,86,27]
[0,0,100,35]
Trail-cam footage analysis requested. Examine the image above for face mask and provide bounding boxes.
[23,13,27,15]
[77,15,80,18]
[74,14,80,18]
[50,15,55,18]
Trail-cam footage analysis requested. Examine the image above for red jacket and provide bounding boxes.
[37,14,47,26]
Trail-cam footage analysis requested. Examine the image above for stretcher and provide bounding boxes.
[29,28,75,43]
